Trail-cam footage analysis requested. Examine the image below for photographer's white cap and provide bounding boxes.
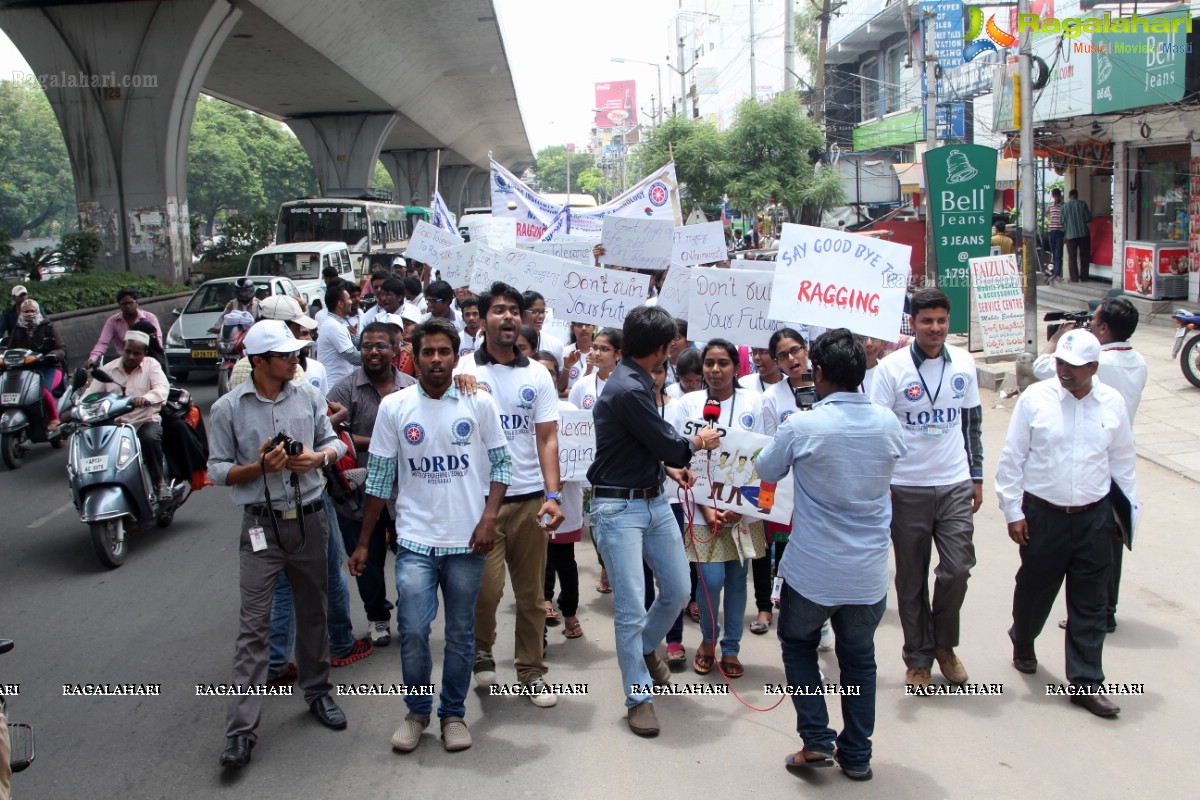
[1055,329,1101,366]
[258,295,318,330]
[11,284,28,297]
[243,319,309,356]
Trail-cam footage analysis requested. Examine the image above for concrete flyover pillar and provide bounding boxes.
[289,113,400,197]
[438,165,477,216]
[465,170,492,209]
[0,0,242,284]
[378,149,439,207]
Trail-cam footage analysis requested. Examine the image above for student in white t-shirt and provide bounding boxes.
[664,346,703,401]
[561,322,596,396]
[454,281,564,707]
[869,288,983,691]
[568,328,621,411]
[536,353,586,642]
[351,317,510,753]
[521,290,565,365]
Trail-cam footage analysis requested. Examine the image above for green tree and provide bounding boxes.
[533,146,596,193]
[638,115,729,208]
[0,81,76,238]
[575,168,605,198]
[725,94,842,224]
[220,210,276,253]
[10,246,61,281]
[60,231,102,273]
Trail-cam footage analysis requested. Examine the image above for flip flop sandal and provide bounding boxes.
[784,751,834,774]
[563,620,583,639]
[719,658,744,679]
[750,617,771,635]
[596,580,613,594]
[693,653,715,675]
[687,602,700,622]
[544,603,561,627]
[666,645,687,672]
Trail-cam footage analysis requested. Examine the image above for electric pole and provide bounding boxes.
[922,7,939,287]
[749,0,757,100]
[784,0,796,92]
[812,0,833,122]
[1018,0,1038,386]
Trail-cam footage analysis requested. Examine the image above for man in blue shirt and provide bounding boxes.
[757,329,906,783]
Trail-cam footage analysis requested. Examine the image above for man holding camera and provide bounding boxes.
[207,319,349,769]
[1033,297,1146,632]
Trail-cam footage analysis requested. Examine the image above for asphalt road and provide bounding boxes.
[2,372,1199,799]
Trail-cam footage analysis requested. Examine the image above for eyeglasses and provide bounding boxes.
[774,345,806,361]
[361,341,394,351]
[526,308,547,317]
[263,351,300,361]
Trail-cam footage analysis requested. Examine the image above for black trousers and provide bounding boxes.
[1010,497,1112,688]
[544,541,580,617]
[1066,235,1091,281]
[752,539,788,612]
[136,421,164,483]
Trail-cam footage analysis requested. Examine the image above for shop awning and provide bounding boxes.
[892,158,1018,193]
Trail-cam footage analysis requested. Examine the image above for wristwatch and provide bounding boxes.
[322,450,332,468]
[545,492,561,504]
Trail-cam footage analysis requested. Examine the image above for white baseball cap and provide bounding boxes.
[243,319,309,356]
[258,295,318,330]
[11,285,28,297]
[400,303,422,325]
[1055,329,1101,366]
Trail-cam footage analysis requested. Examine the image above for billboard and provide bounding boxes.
[594,80,638,130]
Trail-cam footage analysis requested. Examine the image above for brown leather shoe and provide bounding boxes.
[904,666,932,689]
[1070,693,1120,717]
[628,701,660,737]
[644,650,671,687]
[1012,644,1037,675]
[935,646,968,684]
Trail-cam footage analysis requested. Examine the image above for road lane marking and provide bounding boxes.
[28,503,74,529]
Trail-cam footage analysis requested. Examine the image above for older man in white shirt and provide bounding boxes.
[995,329,1138,718]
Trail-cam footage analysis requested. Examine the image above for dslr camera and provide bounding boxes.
[793,374,818,411]
[1043,309,1091,339]
[268,432,305,457]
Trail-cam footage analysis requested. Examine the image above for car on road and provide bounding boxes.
[165,275,302,380]
[244,241,354,312]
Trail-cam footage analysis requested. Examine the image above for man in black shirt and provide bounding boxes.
[587,305,720,737]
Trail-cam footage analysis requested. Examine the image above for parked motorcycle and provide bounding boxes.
[1171,309,1200,389]
[63,368,194,568]
[0,345,73,469]
[2,638,35,785]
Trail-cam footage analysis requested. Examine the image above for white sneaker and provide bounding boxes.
[522,677,557,708]
[370,620,391,647]
[473,650,497,687]
[818,621,835,652]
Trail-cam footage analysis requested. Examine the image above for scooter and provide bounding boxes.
[215,310,253,398]
[63,368,194,568]
[0,346,72,469]
[2,638,35,785]
[1171,309,1200,389]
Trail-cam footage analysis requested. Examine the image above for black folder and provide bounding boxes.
[1110,481,1136,551]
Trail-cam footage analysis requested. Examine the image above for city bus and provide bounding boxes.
[275,191,409,275]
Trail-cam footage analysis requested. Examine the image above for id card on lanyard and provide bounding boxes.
[911,344,947,439]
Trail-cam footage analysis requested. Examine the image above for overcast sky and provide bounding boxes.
[0,1,679,156]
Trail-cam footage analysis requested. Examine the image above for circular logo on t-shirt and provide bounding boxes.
[451,417,474,446]
[649,181,669,207]
[477,381,493,394]
[739,412,754,430]
[517,383,536,410]
[569,367,580,380]
[950,372,968,398]
[781,410,796,423]
[459,346,473,357]
[904,381,925,402]
[404,423,425,445]
[582,394,596,409]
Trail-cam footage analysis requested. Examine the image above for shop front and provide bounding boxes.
[1124,143,1192,300]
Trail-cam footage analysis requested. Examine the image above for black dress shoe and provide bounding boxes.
[219,735,253,768]
[1012,645,1037,675]
[1071,693,1120,717]
[309,694,347,729]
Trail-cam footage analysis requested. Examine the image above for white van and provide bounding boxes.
[245,241,354,311]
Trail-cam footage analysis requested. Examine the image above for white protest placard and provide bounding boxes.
[969,254,1025,356]
[467,216,517,249]
[557,409,595,481]
[769,223,911,342]
[687,268,784,348]
[468,247,572,297]
[521,238,596,266]
[600,216,673,271]
[436,242,475,287]
[673,221,728,266]
[551,262,651,327]
[467,246,502,293]
[404,220,464,267]
[676,421,793,524]
[657,264,694,318]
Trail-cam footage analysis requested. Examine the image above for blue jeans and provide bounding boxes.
[697,559,748,656]
[337,510,394,623]
[1048,230,1065,277]
[590,495,691,707]
[395,545,487,719]
[778,584,885,771]
[269,496,355,670]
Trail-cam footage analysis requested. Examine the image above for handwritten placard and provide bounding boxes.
[600,216,673,271]
[676,420,793,524]
[436,243,476,287]
[467,216,517,249]
[521,238,596,266]
[468,247,572,296]
[769,224,911,342]
[687,268,783,348]
[673,221,728,266]
[969,254,1025,356]
[467,246,502,293]
[557,409,595,480]
[405,220,464,267]
[551,262,651,327]
[657,264,694,318]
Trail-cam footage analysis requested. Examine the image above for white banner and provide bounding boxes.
[687,268,784,348]
[600,216,673,271]
[769,223,911,342]
[467,216,517,250]
[521,238,596,266]
[969,254,1025,356]
[657,264,694,319]
[677,420,794,524]
[436,243,475,288]
[557,409,595,481]
[673,221,728,266]
[551,262,651,327]
[404,220,463,267]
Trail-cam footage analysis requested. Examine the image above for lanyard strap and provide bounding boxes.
[911,344,948,409]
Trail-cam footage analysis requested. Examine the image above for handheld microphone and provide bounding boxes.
[702,397,721,425]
